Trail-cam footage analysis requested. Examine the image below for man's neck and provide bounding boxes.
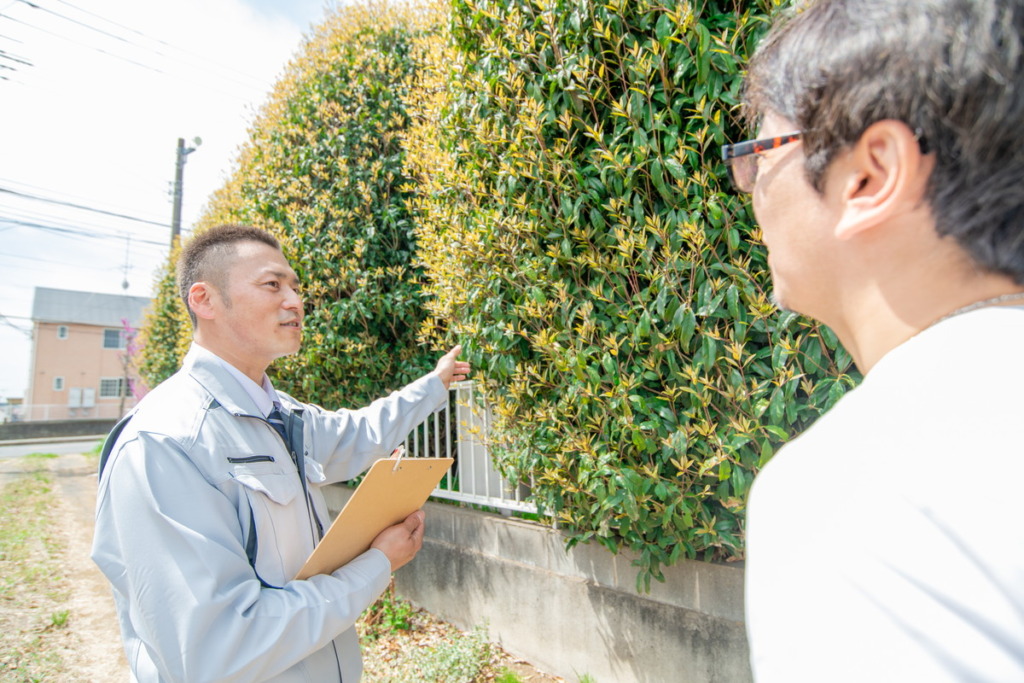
[825,269,1024,374]
[192,335,267,385]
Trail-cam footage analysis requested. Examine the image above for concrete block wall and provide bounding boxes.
[324,485,751,683]
[0,418,114,442]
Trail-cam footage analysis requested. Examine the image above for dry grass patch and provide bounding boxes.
[0,464,77,682]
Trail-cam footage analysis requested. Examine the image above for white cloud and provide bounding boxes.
[0,0,328,399]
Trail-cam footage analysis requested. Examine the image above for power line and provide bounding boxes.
[0,10,264,104]
[0,176,167,216]
[1,11,165,76]
[0,216,168,247]
[7,0,272,92]
[0,203,170,248]
[0,249,134,273]
[0,312,31,337]
[15,0,140,48]
[0,46,31,67]
[0,186,169,228]
[50,0,271,89]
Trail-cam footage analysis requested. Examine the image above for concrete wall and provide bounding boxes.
[0,418,114,442]
[324,486,751,683]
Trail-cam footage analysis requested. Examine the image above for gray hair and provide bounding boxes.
[743,0,1024,282]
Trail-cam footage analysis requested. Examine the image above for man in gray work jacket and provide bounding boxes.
[92,223,470,682]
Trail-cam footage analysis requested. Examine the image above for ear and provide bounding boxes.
[832,120,931,241]
[188,282,218,321]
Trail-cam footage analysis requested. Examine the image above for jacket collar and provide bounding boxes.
[182,343,264,417]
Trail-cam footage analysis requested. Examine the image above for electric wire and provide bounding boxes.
[0,14,265,104]
[0,203,171,248]
[6,1,274,93]
[0,186,170,228]
[49,0,272,89]
[0,176,170,220]
[0,217,168,248]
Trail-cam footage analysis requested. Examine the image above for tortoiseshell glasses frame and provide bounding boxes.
[721,132,802,193]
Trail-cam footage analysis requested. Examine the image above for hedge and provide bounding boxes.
[410,0,857,588]
[138,2,439,406]
[135,240,190,390]
[136,0,859,589]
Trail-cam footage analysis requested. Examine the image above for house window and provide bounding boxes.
[53,376,65,391]
[57,325,69,339]
[103,328,125,349]
[99,378,127,399]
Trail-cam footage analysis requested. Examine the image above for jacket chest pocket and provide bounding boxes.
[229,461,305,584]
[231,461,301,505]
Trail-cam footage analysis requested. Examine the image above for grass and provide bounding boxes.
[0,461,75,681]
[22,452,58,463]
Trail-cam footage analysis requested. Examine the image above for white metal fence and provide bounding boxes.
[11,385,538,515]
[405,380,538,516]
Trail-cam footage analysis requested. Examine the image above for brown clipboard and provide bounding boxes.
[295,457,454,580]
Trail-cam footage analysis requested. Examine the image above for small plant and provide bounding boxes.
[361,582,415,640]
[578,675,597,683]
[49,610,69,629]
[494,668,524,683]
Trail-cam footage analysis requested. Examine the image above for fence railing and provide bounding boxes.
[405,380,538,516]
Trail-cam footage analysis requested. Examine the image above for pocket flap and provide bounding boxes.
[230,463,300,505]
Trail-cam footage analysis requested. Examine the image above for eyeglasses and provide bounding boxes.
[721,131,802,193]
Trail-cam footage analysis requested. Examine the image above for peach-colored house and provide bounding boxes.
[25,287,151,421]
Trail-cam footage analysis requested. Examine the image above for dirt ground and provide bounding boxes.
[49,454,131,680]
[1,452,562,682]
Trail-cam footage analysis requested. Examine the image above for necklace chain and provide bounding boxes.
[929,291,1024,328]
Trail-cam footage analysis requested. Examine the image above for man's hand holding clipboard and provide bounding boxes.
[294,346,467,580]
[372,445,424,572]
[294,456,455,579]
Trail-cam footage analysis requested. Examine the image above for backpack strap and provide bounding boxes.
[97,411,136,481]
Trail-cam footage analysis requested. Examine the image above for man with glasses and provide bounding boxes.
[724,0,1024,679]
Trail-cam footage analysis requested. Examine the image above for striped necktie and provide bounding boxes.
[267,405,290,445]
[267,404,323,540]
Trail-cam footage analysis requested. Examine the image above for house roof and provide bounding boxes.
[31,287,152,328]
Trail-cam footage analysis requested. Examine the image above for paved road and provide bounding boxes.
[0,436,105,459]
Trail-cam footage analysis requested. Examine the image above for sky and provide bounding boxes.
[0,0,337,400]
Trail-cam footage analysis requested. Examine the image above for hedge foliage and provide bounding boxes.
[410,0,857,587]
[136,0,858,588]
[136,240,190,390]
[138,3,439,406]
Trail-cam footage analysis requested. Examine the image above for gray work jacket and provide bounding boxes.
[92,344,448,682]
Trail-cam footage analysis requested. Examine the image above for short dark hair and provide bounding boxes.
[743,0,1024,282]
[176,224,281,325]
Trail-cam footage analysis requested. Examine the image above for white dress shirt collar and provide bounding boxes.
[213,356,282,418]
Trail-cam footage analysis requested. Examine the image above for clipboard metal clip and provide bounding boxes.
[391,444,406,472]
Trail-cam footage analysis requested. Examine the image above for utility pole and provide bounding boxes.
[170,136,201,248]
